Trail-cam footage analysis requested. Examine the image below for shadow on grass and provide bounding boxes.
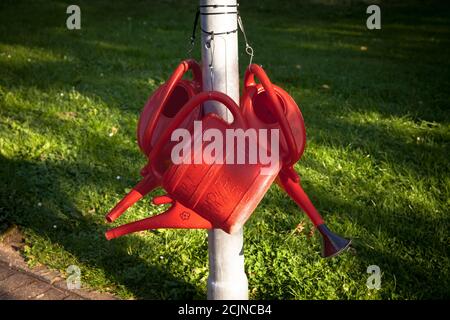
[1,0,449,299]
[261,177,449,299]
[0,154,201,299]
[1,0,450,123]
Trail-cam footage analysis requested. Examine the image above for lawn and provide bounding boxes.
[0,0,449,299]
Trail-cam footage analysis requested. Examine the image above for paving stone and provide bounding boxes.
[0,264,14,281]
[0,241,117,300]
[0,291,14,299]
[0,280,45,300]
[32,288,68,300]
[63,294,84,300]
[15,279,51,299]
[52,278,69,290]
[0,272,34,293]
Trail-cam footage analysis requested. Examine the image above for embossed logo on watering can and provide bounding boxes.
[170,120,280,176]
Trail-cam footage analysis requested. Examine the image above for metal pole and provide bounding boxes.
[200,0,249,300]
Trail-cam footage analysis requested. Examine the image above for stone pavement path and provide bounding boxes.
[0,226,117,300]
[0,260,85,300]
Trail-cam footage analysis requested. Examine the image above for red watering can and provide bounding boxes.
[105,61,350,257]
[105,59,202,223]
[242,64,351,258]
[105,90,287,239]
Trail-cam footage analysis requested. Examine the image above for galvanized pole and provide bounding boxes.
[200,0,249,300]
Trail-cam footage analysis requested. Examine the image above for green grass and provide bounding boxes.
[0,0,449,299]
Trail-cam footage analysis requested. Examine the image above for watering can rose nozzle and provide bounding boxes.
[317,224,352,258]
[277,168,351,258]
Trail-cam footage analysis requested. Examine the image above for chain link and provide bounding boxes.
[237,13,254,66]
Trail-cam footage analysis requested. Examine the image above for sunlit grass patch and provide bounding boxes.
[0,0,449,299]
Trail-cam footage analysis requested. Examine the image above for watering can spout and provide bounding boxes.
[105,174,159,223]
[105,195,213,240]
[317,224,352,258]
[277,168,351,258]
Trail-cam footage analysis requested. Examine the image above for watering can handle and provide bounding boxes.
[244,64,299,168]
[143,59,202,155]
[147,91,246,175]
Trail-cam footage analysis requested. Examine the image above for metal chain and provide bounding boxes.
[189,4,254,65]
[205,32,215,91]
[187,9,200,57]
[189,4,254,76]
[237,13,254,66]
